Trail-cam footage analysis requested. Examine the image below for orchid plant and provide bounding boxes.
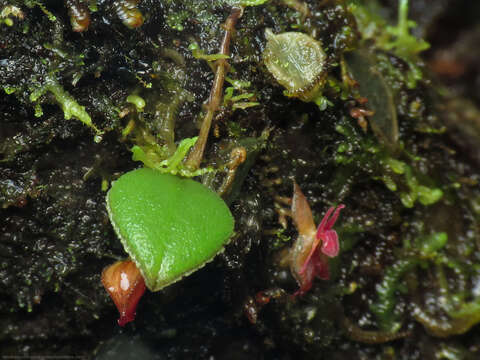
[288,182,345,295]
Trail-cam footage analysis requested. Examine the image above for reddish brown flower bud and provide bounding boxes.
[101,259,146,326]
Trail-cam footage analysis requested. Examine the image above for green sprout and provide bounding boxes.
[106,168,234,291]
[131,137,214,177]
[26,0,56,22]
[188,42,230,62]
[383,0,430,59]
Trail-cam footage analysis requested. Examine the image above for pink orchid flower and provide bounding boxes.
[289,182,345,295]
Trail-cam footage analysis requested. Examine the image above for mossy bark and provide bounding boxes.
[1,0,480,358]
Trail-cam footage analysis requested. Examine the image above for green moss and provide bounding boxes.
[26,0,56,22]
[223,77,260,111]
[415,232,448,256]
[34,104,43,117]
[370,258,417,332]
[382,158,444,208]
[350,0,429,60]
[1,5,24,27]
[349,0,428,89]
[335,119,443,208]
[371,232,449,332]
[166,10,189,31]
[4,86,16,94]
[29,74,102,137]
[88,0,98,12]
[269,228,292,249]
[375,52,423,91]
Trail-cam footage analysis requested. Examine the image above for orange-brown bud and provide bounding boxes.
[101,259,146,326]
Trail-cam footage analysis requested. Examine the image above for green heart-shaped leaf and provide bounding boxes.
[106,168,234,291]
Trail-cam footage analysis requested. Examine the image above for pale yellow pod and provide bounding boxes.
[263,29,327,102]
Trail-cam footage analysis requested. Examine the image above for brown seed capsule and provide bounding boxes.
[101,259,146,326]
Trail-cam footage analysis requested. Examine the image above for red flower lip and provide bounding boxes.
[301,204,345,273]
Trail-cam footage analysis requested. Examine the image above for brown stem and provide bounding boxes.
[185,7,243,170]
[217,146,247,196]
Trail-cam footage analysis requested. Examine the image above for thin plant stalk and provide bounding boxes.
[185,7,243,170]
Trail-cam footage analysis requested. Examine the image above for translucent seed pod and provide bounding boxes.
[263,29,327,102]
[114,0,144,29]
[66,0,91,32]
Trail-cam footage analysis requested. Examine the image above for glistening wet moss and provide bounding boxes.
[1,0,480,359]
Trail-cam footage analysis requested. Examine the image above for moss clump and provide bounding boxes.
[29,74,102,138]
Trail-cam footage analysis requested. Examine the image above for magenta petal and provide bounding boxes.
[317,206,335,233]
[324,204,345,230]
[321,230,339,257]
